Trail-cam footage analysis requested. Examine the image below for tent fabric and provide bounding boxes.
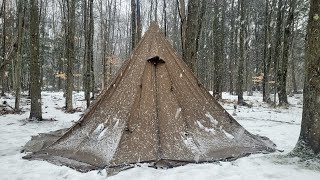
[23,23,275,174]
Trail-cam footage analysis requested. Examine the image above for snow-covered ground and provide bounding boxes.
[1,91,319,180]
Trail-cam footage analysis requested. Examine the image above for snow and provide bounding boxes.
[93,123,105,135]
[97,128,107,141]
[1,91,320,179]
[182,135,201,160]
[223,129,235,140]
[175,108,181,119]
[205,112,218,126]
[196,120,215,134]
[113,118,120,128]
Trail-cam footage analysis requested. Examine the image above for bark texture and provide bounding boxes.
[14,0,25,111]
[65,0,76,112]
[262,0,270,102]
[278,0,295,106]
[295,0,320,154]
[29,0,42,120]
[237,0,246,104]
[184,0,206,73]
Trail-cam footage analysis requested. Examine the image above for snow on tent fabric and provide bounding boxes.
[23,22,275,176]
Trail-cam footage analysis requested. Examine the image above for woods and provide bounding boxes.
[0,0,319,164]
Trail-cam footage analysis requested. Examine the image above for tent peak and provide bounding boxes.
[145,22,162,35]
[149,21,160,29]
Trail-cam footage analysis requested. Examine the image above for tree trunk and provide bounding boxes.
[89,0,95,100]
[39,0,48,89]
[131,0,136,50]
[237,0,246,104]
[290,22,298,94]
[99,0,106,90]
[177,0,187,57]
[184,0,206,73]
[195,0,207,74]
[273,0,283,105]
[265,0,276,103]
[61,1,68,95]
[163,0,167,36]
[136,0,142,44]
[15,0,25,111]
[291,51,298,93]
[149,0,153,22]
[154,0,158,22]
[184,1,199,72]
[1,0,6,96]
[245,16,253,96]
[294,0,320,155]
[83,0,90,107]
[262,0,271,102]
[29,0,42,120]
[229,0,235,95]
[278,0,295,106]
[213,0,223,99]
[65,0,76,112]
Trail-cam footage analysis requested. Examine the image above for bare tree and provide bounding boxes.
[237,0,246,104]
[14,0,25,111]
[184,0,207,72]
[29,0,42,120]
[89,0,94,100]
[177,0,187,57]
[0,0,7,96]
[262,0,271,102]
[83,0,89,107]
[137,0,142,45]
[163,0,167,36]
[155,0,158,22]
[65,0,76,112]
[228,0,236,95]
[213,0,226,99]
[290,32,298,94]
[278,0,295,106]
[293,0,320,155]
[273,0,283,104]
[131,0,137,50]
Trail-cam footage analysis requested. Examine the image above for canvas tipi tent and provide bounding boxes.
[23,23,275,175]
